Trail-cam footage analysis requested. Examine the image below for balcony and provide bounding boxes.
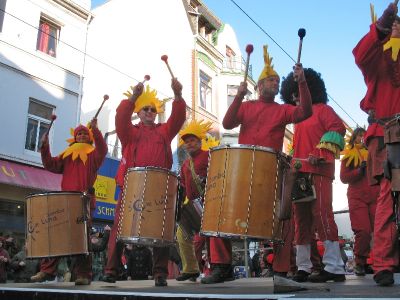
[222,56,253,80]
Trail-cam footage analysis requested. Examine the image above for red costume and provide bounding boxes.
[40,126,107,281]
[340,157,378,267]
[353,19,400,275]
[292,103,346,276]
[180,149,232,267]
[223,81,311,152]
[105,97,186,279]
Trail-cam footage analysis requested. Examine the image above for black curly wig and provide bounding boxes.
[280,68,328,106]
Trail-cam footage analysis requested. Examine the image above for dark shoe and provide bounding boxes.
[75,277,91,285]
[354,264,366,276]
[102,273,116,283]
[308,269,346,283]
[155,276,167,287]
[374,270,394,286]
[201,264,230,284]
[176,272,200,282]
[292,270,310,282]
[30,272,55,283]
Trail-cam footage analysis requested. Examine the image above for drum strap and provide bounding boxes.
[188,157,204,196]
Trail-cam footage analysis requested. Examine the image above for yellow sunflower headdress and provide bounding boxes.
[179,119,212,146]
[124,85,164,113]
[340,127,368,168]
[60,124,95,164]
[201,135,220,151]
[258,45,279,82]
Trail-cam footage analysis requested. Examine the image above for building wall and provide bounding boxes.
[0,0,90,165]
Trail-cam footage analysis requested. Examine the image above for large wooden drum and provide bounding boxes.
[26,192,89,258]
[201,144,284,240]
[117,167,178,246]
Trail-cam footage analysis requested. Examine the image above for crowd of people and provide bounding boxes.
[2,0,400,289]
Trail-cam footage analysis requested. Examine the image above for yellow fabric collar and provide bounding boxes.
[60,143,95,164]
[383,37,400,61]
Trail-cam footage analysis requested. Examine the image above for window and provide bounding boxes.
[227,85,252,107]
[36,17,59,57]
[25,100,54,152]
[0,0,6,32]
[226,46,236,69]
[199,71,212,111]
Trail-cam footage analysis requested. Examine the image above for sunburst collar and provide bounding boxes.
[60,143,95,164]
[341,143,368,167]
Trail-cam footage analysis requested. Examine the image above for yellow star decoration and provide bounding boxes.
[258,45,279,82]
[201,135,220,151]
[341,144,368,168]
[179,119,213,147]
[60,143,95,164]
[124,85,164,113]
[383,38,400,61]
[60,126,95,164]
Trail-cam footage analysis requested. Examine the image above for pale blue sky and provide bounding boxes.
[91,0,390,129]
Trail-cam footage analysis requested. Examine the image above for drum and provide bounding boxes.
[178,197,203,239]
[26,192,89,258]
[201,144,284,240]
[118,167,178,246]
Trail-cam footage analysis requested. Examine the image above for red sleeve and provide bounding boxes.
[320,105,346,136]
[223,96,244,129]
[340,159,363,184]
[165,99,187,140]
[115,99,136,148]
[41,144,64,174]
[292,80,312,123]
[92,127,108,169]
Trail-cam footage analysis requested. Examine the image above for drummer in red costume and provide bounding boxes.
[340,128,378,276]
[31,118,107,285]
[281,67,346,283]
[102,79,186,287]
[353,1,400,286]
[176,120,234,284]
[223,45,312,281]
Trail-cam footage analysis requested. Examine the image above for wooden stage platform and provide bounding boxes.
[1,274,400,299]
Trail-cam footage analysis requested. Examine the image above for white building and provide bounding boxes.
[0,0,91,240]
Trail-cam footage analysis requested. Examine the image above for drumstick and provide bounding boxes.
[244,44,254,82]
[93,94,109,119]
[141,74,150,84]
[297,28,306,64]
[161,55,175,78]
[45,114,57,136]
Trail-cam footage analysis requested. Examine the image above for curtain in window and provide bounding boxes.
[37,22,50,52]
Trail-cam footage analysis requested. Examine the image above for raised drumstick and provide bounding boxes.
[161,55,175,78]
[93,94,109,119]
[244,44,254,82]
[45,114,57,136]
[297,28,306,64]
[141,75,150,84]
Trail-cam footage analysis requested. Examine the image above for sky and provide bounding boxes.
[91,0,390,130]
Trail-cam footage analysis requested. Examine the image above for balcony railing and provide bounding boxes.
[222,57,253,80]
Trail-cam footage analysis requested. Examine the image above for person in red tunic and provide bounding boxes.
[280,67,346,283]
[175,120,210,282]
[340,128,379,276]
[30,118,107,285]
[223,45,312,282]
[102,79,186,287]
[353,1,400,286]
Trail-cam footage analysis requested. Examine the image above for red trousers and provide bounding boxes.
[104,196,169,278]
[348,187,378,266]
[294,174,338,244]
[193,234,232,266]
[372,178,399,273]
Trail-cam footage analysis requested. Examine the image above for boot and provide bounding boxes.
[176,272,200,282]
[374,270,394,286]
[75,277,91,285]
[201,264,231,284]
[30,272,55,283]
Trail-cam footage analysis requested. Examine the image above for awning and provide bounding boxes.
[0,159,61,191]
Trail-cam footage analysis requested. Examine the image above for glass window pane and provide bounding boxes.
[25,118,38,151]
[28,101,52,120]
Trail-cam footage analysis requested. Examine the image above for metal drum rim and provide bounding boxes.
[25,191,84,200]
[118,236,174,246]
[210,144,277,154]
[127,166,178,178]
